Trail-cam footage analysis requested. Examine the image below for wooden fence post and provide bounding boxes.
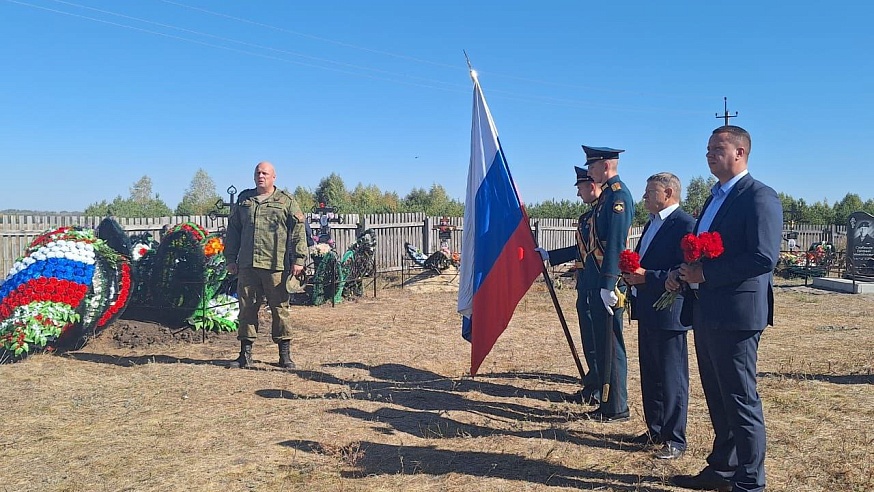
[423,216,433,254]
[534,220,541,246]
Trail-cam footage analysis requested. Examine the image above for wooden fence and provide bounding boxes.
[0,214,848,277]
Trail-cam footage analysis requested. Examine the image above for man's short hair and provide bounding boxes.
[712,125,752,156]
[647,172,682,199]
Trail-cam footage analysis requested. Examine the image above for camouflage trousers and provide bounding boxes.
[236,267,293,343]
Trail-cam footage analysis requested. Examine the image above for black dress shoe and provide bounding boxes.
[627,432,661,447]
[671,468,732,491]
[581,409,630,423]
[653,443,684,460]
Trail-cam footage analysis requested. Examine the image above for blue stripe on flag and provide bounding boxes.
[471,150,524,293]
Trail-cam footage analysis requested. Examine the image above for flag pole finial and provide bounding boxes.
[463,50,477,80]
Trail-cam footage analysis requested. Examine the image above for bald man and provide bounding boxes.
[224,161,309,369]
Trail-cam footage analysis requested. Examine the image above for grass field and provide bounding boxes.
[0,275,871,491]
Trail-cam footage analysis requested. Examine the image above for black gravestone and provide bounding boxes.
[845,211,874,281]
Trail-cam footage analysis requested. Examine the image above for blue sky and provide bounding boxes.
[2,0,872,212]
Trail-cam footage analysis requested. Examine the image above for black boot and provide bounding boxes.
[278,340,295,369]
[228,340,253,369]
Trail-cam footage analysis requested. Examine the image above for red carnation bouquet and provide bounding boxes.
[619,249,641,274]
[654,231,724,310]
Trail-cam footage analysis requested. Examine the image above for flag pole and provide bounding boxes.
[538,259,588,383]
[464,53,586,383]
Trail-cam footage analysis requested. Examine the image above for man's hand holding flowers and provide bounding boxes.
[678,261,705,283]
[655,232,724,310]
[619,249,646,286]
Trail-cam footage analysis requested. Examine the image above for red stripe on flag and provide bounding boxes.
[469,219,542,375]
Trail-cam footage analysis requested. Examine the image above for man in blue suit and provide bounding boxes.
[623,173,695,459]
[623,172,695,460]
[668,126,782,492]
[538,166,603,406]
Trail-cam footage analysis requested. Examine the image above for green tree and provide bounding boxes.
[292,186,316,213]
[381,191,402,214]
[350,183,388,214]
[684,175,717,217]
[83,176,172,218]
[806,200,834,225]
[314,173,350,211]
[425,184,463,216]
[130,176,155,204]
[175,169,221,215]
[632,198,648,226]
[84,199,113,217]
[527,199,588,219]
[832,193,864,226]
[400,184,464,216]
[402,187,429,212]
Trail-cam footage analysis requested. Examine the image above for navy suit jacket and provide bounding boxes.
[681,173,782,331]
[630,207,696,330]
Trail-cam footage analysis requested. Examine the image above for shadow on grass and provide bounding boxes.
[280,439,673,491]
[257,362,640,450]
[759,371,873,385]
[62,352,229,367]
[260,363,573,423]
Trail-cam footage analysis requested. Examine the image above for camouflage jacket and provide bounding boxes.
[224,187,308,270]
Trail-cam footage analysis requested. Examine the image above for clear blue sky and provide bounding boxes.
[2,0,872,212]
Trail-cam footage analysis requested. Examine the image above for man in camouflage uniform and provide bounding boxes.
[224,161,309,369]
[580,145,634,422]
[537,166,603,405]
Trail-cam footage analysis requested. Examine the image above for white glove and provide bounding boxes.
[600,288,618,315]
[535,247,550,262]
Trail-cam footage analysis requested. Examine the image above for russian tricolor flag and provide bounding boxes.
[458,70,543,376]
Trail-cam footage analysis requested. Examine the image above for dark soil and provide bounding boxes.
[102,291,315,351]
[104,318,237,349]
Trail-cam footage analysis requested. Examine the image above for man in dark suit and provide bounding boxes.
[538,167,603,405]
[668,126,782,492]
[622,172,695,460]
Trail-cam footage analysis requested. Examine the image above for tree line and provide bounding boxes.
[7,170,871,226]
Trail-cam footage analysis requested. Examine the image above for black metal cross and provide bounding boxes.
[208,185,238,221]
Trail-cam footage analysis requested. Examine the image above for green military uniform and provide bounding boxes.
[544,167,601,403]
[225,187,308,343]
[580,146,634,421]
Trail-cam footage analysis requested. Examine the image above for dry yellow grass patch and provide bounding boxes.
[0,276,871,491]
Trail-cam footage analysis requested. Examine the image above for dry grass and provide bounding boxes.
[0,274,872,492]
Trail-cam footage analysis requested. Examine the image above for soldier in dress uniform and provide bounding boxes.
[537,166,603,405]
[580,145,634,422]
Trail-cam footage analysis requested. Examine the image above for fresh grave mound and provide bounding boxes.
[0,220,243,363]
[128,221,238,333]
[95,318,237,350]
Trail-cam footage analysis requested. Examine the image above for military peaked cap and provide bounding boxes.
[582,145,624,165]
[574,166,594,185]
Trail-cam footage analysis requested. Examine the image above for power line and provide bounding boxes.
[45,0,469,91]
[6,0,469,92]
[5,0,705,115]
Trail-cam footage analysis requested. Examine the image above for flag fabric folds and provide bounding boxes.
[457,72,543,376]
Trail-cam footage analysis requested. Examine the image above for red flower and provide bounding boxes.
[681,232,724,263]
[98,261,133,327]
[619,250,641,274]
[681,234,702,263]
[698,231,725,259]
